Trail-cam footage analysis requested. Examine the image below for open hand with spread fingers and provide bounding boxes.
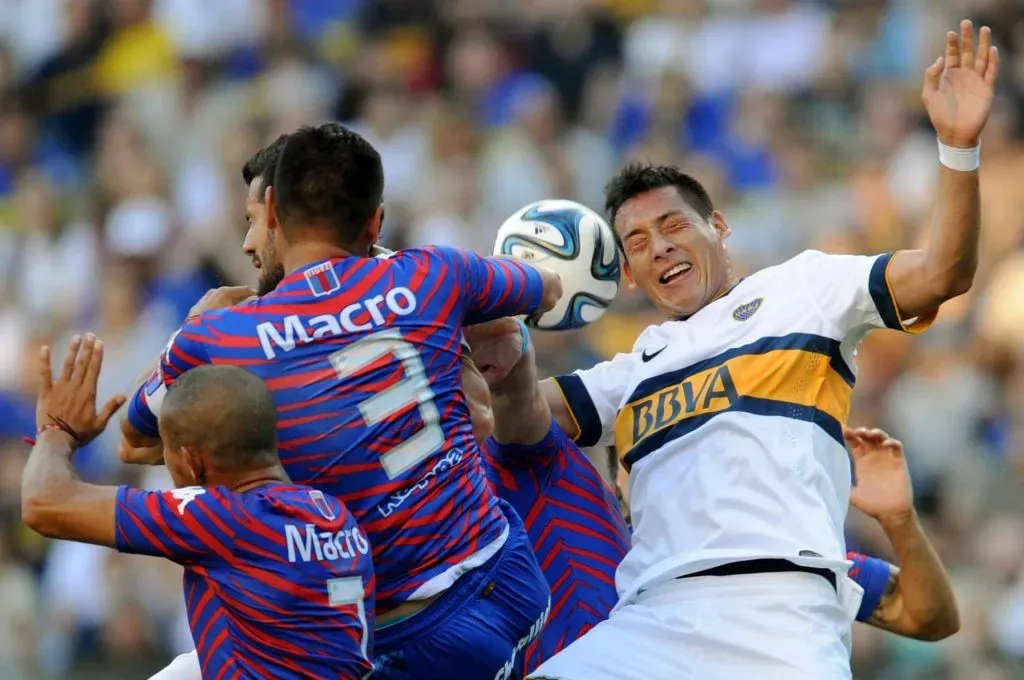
[923,20,1000,149]
[845,427,913,525]
[36,335,127,448]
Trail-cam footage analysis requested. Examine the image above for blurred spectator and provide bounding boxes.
[10,171,98,331]
[0,0,1023,677]
[0,525,37,680]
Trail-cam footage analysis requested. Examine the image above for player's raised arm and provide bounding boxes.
[430,246,561,325]
[845,427,959,641]
[22,336,126,547]
[796,22,998,338]
[119,286,254,463]
[884,21,998,322]
[464,318,551,446]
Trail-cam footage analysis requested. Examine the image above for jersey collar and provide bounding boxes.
[675,277,745,322]
[277,256,362,290]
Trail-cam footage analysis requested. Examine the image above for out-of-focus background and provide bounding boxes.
[0,0,1023,677]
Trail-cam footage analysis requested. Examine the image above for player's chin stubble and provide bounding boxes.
[256,241,286,296]
[258,264,286,296]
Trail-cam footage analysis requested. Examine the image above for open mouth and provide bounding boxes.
[659,262,693,285]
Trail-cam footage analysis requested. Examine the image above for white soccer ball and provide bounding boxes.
[494,199,620,331]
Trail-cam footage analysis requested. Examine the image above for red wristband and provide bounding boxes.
[24,419,82,447]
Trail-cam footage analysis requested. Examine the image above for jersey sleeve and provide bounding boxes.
[552,351,641,448]
[426,246,546,325]
[126,319,212,438]
[796,250,937,339]
[847,551,893,623]
[115,486,237,565]
[483,421,576,471]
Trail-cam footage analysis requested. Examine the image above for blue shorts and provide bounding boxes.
[374,501,550,680]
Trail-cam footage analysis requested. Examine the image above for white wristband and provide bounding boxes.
[937,139,980,172]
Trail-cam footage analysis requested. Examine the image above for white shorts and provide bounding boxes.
[530,571,852,680]
[149,650,201,680]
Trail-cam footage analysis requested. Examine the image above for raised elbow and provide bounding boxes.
[928,258,977,301]
[912,608,961,642]
[22,495,61,539]
[928,610,961,641]
[941,273,974,300]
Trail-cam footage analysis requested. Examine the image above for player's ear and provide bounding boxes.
[366,204,384,246]
[265,185,279,232]
[623,259,637,289]
[183,447,205,485]
[710,211,731,240]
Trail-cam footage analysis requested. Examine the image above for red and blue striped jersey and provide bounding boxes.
[847,550,893,623]
[481,422,630,675]
[115,483,374,679]
[127,247,545,610]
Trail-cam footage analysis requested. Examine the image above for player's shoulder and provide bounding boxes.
[401,245,470,265]
[781,249,887,277]
[372,246,467,274]
[251,484,352,524]
[629,321,674,354]
[723,251,842,300]
[129,485,230,516]
[191,298,261,328]
[744,250,827,283]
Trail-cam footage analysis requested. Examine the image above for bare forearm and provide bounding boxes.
[888,167,980,321]
[22,432,86,535]
[21,431,117,546]
[876,511,959,640]
[490,343,551,445]
[491,387,552,446]
[924,166,980,297]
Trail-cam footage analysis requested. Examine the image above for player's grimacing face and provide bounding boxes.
[243,179,287,296]
[615,186,730,318]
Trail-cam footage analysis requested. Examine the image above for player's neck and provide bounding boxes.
[213,465,292,493]
[283,241,361,276]
[711,275,742,303]
[708,253,741,304]
[679,275,743,321]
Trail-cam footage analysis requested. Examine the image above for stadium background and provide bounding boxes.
[0,0,1022,677]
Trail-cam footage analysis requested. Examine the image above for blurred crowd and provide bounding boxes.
[1,0,1024,677]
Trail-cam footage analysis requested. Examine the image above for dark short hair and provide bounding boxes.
[271,123,384,245]
[160,365,278,470]
[241,134,290,202]
[604,163,715,236]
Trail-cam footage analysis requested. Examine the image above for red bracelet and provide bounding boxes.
[23,419,82,447]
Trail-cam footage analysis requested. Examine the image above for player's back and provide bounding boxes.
[115,483,374,680]
[150,247,545,609]
[481,423,630,674]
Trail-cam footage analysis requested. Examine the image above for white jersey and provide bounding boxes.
[554,250,934,605]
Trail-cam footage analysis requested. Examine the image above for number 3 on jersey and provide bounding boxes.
[328,576,370,660]
[329,328,443,479]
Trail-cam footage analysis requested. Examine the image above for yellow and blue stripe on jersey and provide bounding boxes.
[557,333,855,471]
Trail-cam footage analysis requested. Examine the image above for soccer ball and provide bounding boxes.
[494,199,620,331]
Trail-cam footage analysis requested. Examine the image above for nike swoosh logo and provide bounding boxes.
[641,347,666,363]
